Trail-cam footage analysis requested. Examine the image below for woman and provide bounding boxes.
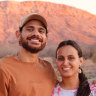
[52,40,96,96]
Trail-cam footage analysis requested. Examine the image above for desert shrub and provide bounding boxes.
[80,44,94,59]
[39,44,57,57]
[82,47,94,59]
[39,43,96,59]
[0,44,19,58]
[91,52,96,63]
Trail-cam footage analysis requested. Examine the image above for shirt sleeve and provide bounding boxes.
[90,83,96,96]
[43,59,58,84]
[0,67,9,96]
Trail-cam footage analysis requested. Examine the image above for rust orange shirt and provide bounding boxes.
[0,56,57,96]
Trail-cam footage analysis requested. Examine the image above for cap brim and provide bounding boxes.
[20,13,47,29]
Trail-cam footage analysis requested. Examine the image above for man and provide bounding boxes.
[0,13,57,96]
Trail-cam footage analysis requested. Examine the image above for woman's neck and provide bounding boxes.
[60,74,79,90]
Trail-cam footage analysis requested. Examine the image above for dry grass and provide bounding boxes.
[82,59,96,80]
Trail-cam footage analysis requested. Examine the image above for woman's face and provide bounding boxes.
[56,45,83,78]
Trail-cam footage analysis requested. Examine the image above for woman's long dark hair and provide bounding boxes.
[56,40,91,96]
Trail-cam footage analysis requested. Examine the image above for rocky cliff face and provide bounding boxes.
[0,1,96,46]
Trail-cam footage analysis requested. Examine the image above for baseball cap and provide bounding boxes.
[19,13,47,29]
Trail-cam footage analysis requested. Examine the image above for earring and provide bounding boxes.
[79,67,82,73]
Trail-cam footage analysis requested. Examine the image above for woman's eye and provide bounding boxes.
[57,57,64,61]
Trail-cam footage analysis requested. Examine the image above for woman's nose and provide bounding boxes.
[63,59,69,65]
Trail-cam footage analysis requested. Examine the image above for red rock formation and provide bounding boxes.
[0,1,96,46]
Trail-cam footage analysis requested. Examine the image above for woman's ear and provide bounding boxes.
[79,57,84,66]
[56,60,58,65]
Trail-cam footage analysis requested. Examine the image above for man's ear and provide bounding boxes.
[46,35,48,40]
[79,57,84,66]
[16,30,21,40]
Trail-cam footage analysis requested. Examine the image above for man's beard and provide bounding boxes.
[19,35,46,53]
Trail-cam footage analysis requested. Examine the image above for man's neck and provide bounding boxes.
[17,47,39,63]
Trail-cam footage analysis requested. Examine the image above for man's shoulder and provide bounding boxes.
[0,56,14,85]
[39,58,55,72]
[0,55,15,68]
[40,58,58,83]
[0,55,13,62]
[40,58,52,66]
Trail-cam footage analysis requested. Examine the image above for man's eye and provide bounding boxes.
[68,56,74,60]
[39,29,46,34]
[39,30,44,33]
[26,28,33,32]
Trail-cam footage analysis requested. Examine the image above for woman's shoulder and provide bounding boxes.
[90,83,96,96]
[52,84,61,96]
[53,83,60,92]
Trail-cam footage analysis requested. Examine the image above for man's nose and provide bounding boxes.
[32,29,40,35]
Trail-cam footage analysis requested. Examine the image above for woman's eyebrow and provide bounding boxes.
[68,55,74,56]
[58,55,64,58]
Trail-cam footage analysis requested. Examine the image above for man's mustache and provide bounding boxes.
[27,35,43,42]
